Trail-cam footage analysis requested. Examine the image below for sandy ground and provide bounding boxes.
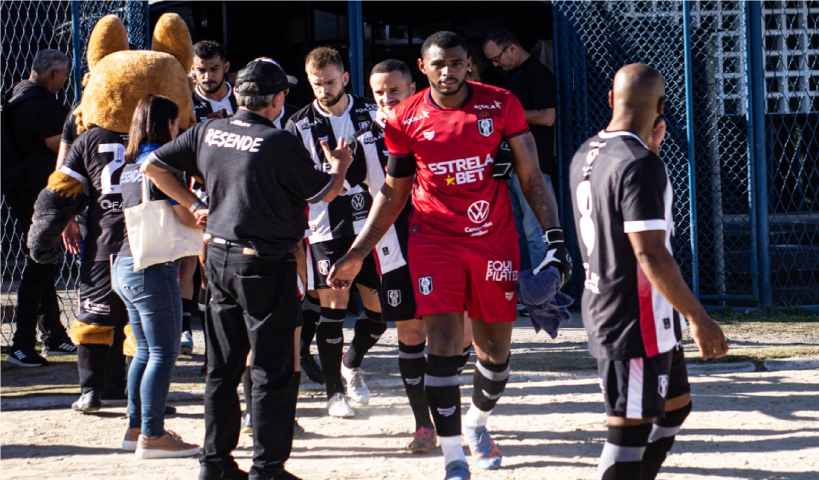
[2,315,818,479]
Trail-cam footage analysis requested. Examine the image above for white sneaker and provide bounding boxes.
[341,363,370,405]
[326,392,355,418]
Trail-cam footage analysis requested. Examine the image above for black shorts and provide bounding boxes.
[378,213,416,322]
[79,257,128,328]
[597,343,690,419]
[307,236,380,291]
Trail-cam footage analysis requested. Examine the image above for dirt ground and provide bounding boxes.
[2,314,818,480]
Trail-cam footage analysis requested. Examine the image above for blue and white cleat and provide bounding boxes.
[443,460,471,480]
[463,426,502,469]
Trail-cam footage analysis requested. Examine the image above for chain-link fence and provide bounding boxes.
[1,1,149,347]
[553,0,819,309]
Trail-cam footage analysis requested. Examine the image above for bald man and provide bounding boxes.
[569,64,728,480]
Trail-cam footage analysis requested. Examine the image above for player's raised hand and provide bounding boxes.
[321,137,353,169]
[327,252,364,290]
[688,314,729,359]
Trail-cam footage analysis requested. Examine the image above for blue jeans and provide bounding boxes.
[507,173,553,271]
[111,256,182,437]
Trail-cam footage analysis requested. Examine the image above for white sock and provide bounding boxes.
[463,401,492,429]
[439,435,467,466]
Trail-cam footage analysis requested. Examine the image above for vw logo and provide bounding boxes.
[351,193,365,211]
[467,200,490,224]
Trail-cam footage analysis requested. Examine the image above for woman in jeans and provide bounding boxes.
[113,94,201,459]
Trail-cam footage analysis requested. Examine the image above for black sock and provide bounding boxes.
[182,298,198,333]
[343,309,386,369]
[300,298,320,357]
[599,424,652,480]
[316,307,346,398]
[642,401,692,480]
[458,343,472,374]
[425,354,462,437]
[242,367,253,413]
[77,343,108,393]
[398,341,432,431]
[471,354,510,413]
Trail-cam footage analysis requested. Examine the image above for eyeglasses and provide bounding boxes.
[489,44,510,64]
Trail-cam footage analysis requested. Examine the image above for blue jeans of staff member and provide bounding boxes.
[111,256,182,436]
[507,172,554,271]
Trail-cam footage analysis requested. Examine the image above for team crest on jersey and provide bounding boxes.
[418,276,433,296]
[423,130,435,140]
[318,260,330,276]
[658,374,669,398]
[358,121,371,129]
[382,246,389,256]
[351,193,366,211]
[387,290,401,307]
[478,118,494,137]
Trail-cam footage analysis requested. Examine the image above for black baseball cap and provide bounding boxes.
[235,60,289,96]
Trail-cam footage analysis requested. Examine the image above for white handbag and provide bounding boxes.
[123,177,203,271]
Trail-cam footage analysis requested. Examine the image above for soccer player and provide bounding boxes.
[568,63,728,480]
[350,59,474,453]
[329,32,572,480]
[285,47,385,418]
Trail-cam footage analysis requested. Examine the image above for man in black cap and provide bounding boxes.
[142,59,353,480]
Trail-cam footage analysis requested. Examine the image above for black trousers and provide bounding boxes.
[12,257,70,349]
[202,243,298,480]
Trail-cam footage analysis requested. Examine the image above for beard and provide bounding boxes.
[318,89,345,107]
[430,77,465,96]
[199,78,224,94]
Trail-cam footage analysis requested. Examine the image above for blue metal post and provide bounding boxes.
[145,1,152,48]
[552,3,565,226]
[347,1,364,97]
[745,1,772,308]
[682,1,700,296]
[70,0,82,100]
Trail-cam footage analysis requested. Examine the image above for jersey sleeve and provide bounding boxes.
[61,111,79,144]
[150,126,202,177]
[59,136,89,184]
[383,110,413,158]
[502,93,531,139]
[620,154,668,232]
[280,137,334,204]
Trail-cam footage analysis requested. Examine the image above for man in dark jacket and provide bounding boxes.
[3,49,75,367]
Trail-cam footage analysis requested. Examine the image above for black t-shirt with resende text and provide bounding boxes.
[60,127,129,261]
[569,130,683,360]
[504,56,557,175]
[150,109,334,256]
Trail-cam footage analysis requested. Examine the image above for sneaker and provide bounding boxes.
[135,429,200,459]
[341,362,369,405]
[180,331,193,355]
[6,347,48,367]
[326,392,355,418]
[101,390,128,406]
[43,341,77,357]
[241,412,252,434]
[71,390,101,413]
[293,419,305,438]
[444,460,471,480]
[463,426,502,470]
[122,427,140,451]
[300,355,325,384]
[407,425,437,453]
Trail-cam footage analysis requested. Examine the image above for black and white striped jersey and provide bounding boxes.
[285,94,378,243]
[350,119,407,274]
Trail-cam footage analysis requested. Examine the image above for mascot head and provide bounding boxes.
[73,13,195,134]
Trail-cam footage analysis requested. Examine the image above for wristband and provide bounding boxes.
[542,228,564,245]
[189,200,206,213]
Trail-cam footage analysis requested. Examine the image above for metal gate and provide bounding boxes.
[553,0,818,309]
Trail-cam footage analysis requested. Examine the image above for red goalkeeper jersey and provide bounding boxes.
[384,82,530,241]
